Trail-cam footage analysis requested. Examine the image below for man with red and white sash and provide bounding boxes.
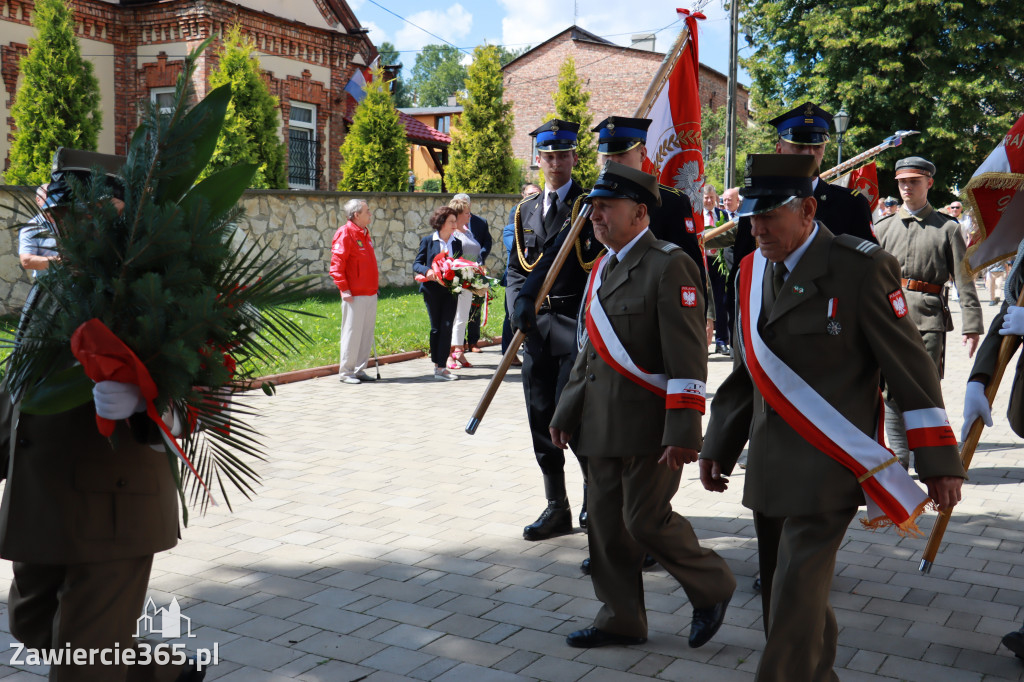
[700,154,965,681]
[550,162,735,650]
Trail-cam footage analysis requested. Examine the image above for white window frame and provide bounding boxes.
[288,102,318,190]
[150,87,176,115]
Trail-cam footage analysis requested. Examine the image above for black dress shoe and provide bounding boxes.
[642,554,657,569]
[523,501,572,540]
[579,485,588,529]
[1002,629,1024,659]
[580,557,591,575]
[566,627,646,648]
[752,577,761,591]
[176,660,207,682]
[689,596,731,648]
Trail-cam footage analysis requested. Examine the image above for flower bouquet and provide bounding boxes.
[3,39,316,521]
[414,252,501,323]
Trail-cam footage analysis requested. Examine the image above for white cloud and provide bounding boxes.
[364,21,389,48]
[394,3,474,53]
[347,0,366,10]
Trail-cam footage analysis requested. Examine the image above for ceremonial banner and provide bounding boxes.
[835,162,880,212]
[963,114,1024,276]
[636,9,705,254]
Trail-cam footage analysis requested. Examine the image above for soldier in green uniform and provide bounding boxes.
[875,156,983,468]
[550,162,734,650]
[701,154,965,681]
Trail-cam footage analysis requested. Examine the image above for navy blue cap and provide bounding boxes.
[592,117,651,154]
[738,154,817,217]
[768,102,833,145]
[585,161,661,208]
[530,119,579,152]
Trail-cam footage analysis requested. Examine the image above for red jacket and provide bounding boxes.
[330,220,379,295]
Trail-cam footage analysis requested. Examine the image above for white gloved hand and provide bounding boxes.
[999,305,1024,336]
[961,380,993,442]
[92,381,145,420]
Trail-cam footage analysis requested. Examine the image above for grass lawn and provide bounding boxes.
[262,285,506,376]
[0,285,507,378]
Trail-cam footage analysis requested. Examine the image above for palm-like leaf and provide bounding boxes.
[1,39,316,520]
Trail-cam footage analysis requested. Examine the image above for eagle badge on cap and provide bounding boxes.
[551,122,559,132]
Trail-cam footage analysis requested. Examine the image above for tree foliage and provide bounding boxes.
[547,55,597,188]
[741,0,1024,200]
[496,44,531,66]
[338,65,409,192]
[6,0,102,185]
[377,41,414,108]
[445,45,519,194]
[409,44,468,107]
[700,104,775,192]
[201,26,287,189]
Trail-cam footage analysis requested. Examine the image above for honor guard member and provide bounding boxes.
[701,154,965,682]
[875,156,983,469]
[728,103,877,316]
[550,162,735,651]
[506,119,591,541]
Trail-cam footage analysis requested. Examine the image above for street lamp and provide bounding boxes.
[834,107,850,165]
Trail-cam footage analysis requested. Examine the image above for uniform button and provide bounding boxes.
[621,305,627,311]
[116,479,128,488]
[589,352,596,360]
[588,374,596,381]
[16,438,30,448]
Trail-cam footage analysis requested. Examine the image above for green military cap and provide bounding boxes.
[894,156,936,178]
[738,154,817,217]
[585,161,661,208]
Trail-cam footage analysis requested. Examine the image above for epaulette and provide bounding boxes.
[835,233,881,257]
[849,188,861,197]
[656,242,681,254]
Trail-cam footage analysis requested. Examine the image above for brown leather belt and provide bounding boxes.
[901,278,943,295]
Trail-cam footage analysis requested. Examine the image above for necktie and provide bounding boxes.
[543,192,559,232]
[605,253,619,275]
[772,262,788,298]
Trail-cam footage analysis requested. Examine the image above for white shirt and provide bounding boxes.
[543,179,574,216]
[433,231,459,255]
[779,223,820,282]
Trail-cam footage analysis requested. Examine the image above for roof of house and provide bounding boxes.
[502,25,663,70]
[399,112,451,147]
[399,106,463,116]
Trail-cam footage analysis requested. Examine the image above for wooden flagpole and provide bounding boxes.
[920,286,1024,572]
[634,23,691,117]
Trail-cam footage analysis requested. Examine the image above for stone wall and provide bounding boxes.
[0,186,520,316]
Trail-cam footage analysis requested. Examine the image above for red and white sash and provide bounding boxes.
[738,251,954,535]
[583,254,705,412]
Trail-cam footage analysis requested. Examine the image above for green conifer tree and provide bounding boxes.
[445,45,518,194]
[549,55,597,188]
[201,26,287,189]
[6,0,102,185]
[338,66,408,191]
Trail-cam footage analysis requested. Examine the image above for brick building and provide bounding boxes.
[1,0,442,190]
[503,25,750,170]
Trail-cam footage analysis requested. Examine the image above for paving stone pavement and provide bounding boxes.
[1,293,1024,681]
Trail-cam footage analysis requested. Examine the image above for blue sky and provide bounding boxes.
[348,0,751,85]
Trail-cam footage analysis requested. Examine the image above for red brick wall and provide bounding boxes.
[503,31,750,172]
[2,0,371,188]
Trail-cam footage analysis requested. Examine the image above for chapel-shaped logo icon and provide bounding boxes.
[134,597,194,639]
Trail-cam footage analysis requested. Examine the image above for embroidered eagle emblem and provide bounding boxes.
[681,286,697,307]
[889,289,908,318]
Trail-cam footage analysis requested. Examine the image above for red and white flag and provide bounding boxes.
[963,115,1024,276]
[835,162,880,212]
[637,8,705,260]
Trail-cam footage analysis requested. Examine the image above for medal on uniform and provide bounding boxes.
[827,297,841,335]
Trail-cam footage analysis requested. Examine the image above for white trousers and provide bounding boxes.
[450,288,473,348]
[339,294,378,377]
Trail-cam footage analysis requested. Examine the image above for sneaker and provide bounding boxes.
[354,371,376,382]
[340,376,361,384]
[434,368,459,381]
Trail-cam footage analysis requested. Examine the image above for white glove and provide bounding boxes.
[92,381,145,420]
[961,380,993,442]
[999,305,1024,336]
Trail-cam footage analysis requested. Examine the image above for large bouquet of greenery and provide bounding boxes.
[3,39,315,520]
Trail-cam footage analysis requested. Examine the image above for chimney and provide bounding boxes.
[630,33,656,51]
[447,96,457,107]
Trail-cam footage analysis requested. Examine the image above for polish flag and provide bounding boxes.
[835,162,880,212]
[636,8,706,264]
[963,115,1024,276]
